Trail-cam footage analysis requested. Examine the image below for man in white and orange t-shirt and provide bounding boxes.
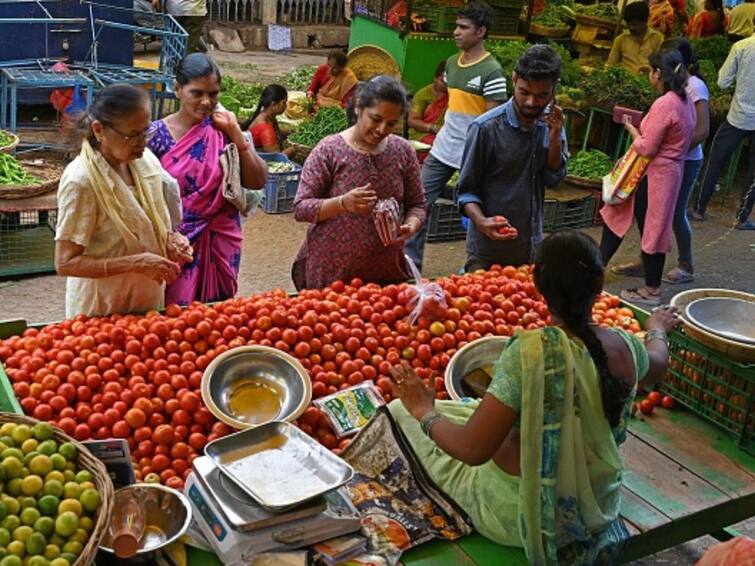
[405,2,507,271]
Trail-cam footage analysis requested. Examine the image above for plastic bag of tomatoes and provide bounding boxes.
[403,255,448,325]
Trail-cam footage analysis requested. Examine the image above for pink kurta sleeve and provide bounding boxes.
[632,95,672,158]
[293,140,334,224]
[400,143,427,224]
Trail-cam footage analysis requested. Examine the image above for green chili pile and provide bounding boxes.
[575,2,619,20]
[289,107,348,147]
[568,150,614,180]
[0,154,40,186]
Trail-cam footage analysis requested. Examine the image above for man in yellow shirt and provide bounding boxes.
[607,3,664,74]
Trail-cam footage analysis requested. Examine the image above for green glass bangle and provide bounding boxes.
[420,410,442,436]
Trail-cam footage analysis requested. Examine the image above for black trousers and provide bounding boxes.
[600,179,666,288]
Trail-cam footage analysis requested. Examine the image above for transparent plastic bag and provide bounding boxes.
[373,198,401,246]
[404,255,448,325]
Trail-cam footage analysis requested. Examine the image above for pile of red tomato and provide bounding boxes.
[0,265,643,485]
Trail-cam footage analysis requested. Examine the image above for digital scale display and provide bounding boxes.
[188,484,228,542]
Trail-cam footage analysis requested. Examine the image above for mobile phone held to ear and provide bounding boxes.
[613,106,643,129]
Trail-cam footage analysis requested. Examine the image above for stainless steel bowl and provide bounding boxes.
[686,297,755,345]
[100,484,191,556]
[201,345,312,429]
[444,336,509,401]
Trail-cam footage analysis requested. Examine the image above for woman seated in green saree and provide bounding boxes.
[388,231,679,564]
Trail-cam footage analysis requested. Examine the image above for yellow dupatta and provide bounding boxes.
[79,139,170,257]
[317,68,358,108]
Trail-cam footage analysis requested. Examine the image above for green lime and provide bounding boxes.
[72,471,90,485]
[0,554,22,566]
[1,449,22,462]
[0,518,17,535]
[0,503,6,523]
[0,442,7,454]
[0,425,14,437]
[35,443,55,459]
[20,440,38,456]
[62,463,75,474]
[76,517,93,534]
[4,480,20,498]
[77,490,100,514]
[76,482,94,494]
[35,498,58,519]
[56,501,80,519]
[11,525,32,543]
[17,499,35,511]
[27,458,51,479]
[47,537,63,550]
[10,426,31,446]
[0,438,15,450]
[0,529,9,547]
[53,514,77,538]
[55,446,75,464]
[1,499,18,518]
[69,530,87,546]
[5,540,23,557]
[31,425,53,444]
[49,559,68,566]
[1,459,22,481]
[48,457,65,475]
[22,452,40,467]
[60,472,73,484]
[20,476,42,498]
[40,482,62,500]
[60,541,81,557]
[43,544,59,560]
[19,508,39,528]
[60,485,79,502]
[32,518,53,540]
[25,532,46,556]
[28,556,49,566]
[42,472,63,486]
[0,547,5,560]
[58,554,76,565]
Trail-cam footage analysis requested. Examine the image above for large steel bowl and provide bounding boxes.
[444,336,509,401]
[201,345,312,429]
[100,484,191,557]
[686,297,755,345]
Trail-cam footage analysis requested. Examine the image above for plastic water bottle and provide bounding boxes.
[109,490,146,558]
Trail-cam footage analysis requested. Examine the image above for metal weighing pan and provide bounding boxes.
[685,298,755,346]
[206,421,354,512]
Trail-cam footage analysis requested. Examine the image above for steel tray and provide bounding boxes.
[686,297,755,346]
[205,421,354,512]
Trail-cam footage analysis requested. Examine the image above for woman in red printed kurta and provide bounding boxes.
[292,76,427,291]
[600,48,695,306]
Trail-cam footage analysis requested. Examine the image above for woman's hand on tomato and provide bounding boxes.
[389,361,435,421]
[477,215,516,241]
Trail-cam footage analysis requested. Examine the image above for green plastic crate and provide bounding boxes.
[622,302,755,455]
[0,363,23,415]
[490,7,521,36]
[543,193,595,232]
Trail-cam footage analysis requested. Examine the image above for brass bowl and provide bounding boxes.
[201,345,312,429]
[444,336,509,401]
[99,484,191,556]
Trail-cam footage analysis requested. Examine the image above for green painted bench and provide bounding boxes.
[185,408,755,564]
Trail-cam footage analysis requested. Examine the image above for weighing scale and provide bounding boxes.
[185,456,362,564]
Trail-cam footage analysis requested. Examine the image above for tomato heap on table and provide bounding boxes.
[0,265,642,483]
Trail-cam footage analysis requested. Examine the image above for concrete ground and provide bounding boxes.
[1,47,753,563]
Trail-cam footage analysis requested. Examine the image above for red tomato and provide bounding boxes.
[661,395,675,409]
[640,399,654,415]
[647,391,663,406]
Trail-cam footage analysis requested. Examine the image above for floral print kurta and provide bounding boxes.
[292,134,427,290]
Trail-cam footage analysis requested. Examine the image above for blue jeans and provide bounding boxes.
[674,159,703,267]
[404,154,457,271]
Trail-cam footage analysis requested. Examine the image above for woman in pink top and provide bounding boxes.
[600,48,696,306]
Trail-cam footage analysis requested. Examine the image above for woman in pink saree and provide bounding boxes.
[148,54,267,304]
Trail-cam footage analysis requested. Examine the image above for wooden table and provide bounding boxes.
[400,408,755,565]
[184,407,754,564]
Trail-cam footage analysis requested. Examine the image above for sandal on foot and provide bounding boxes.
[620,288,662,307]
[662,267,694,284]
[611,262,644,277]
[688,210,706,221]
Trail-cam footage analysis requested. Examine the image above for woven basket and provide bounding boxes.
[287,141,313,165]
[670,289,755,364]
[0,131,19,154]
[0,160,64,199]
[0,412,114,566]
[347,45,401,82]
[573,13,618,28]
[564,174,602,189]
[530,23,571,37]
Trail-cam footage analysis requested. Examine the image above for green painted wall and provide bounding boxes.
[402,35,458,92]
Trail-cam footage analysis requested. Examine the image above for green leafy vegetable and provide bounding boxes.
[575,2,619,20]
[221,76,264,110]
[690,36,731,70]
[568,149,614,180]
[276,66,318,91]
[289,107,349,147]
[533,3,569,27]
[580,65,656,111]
